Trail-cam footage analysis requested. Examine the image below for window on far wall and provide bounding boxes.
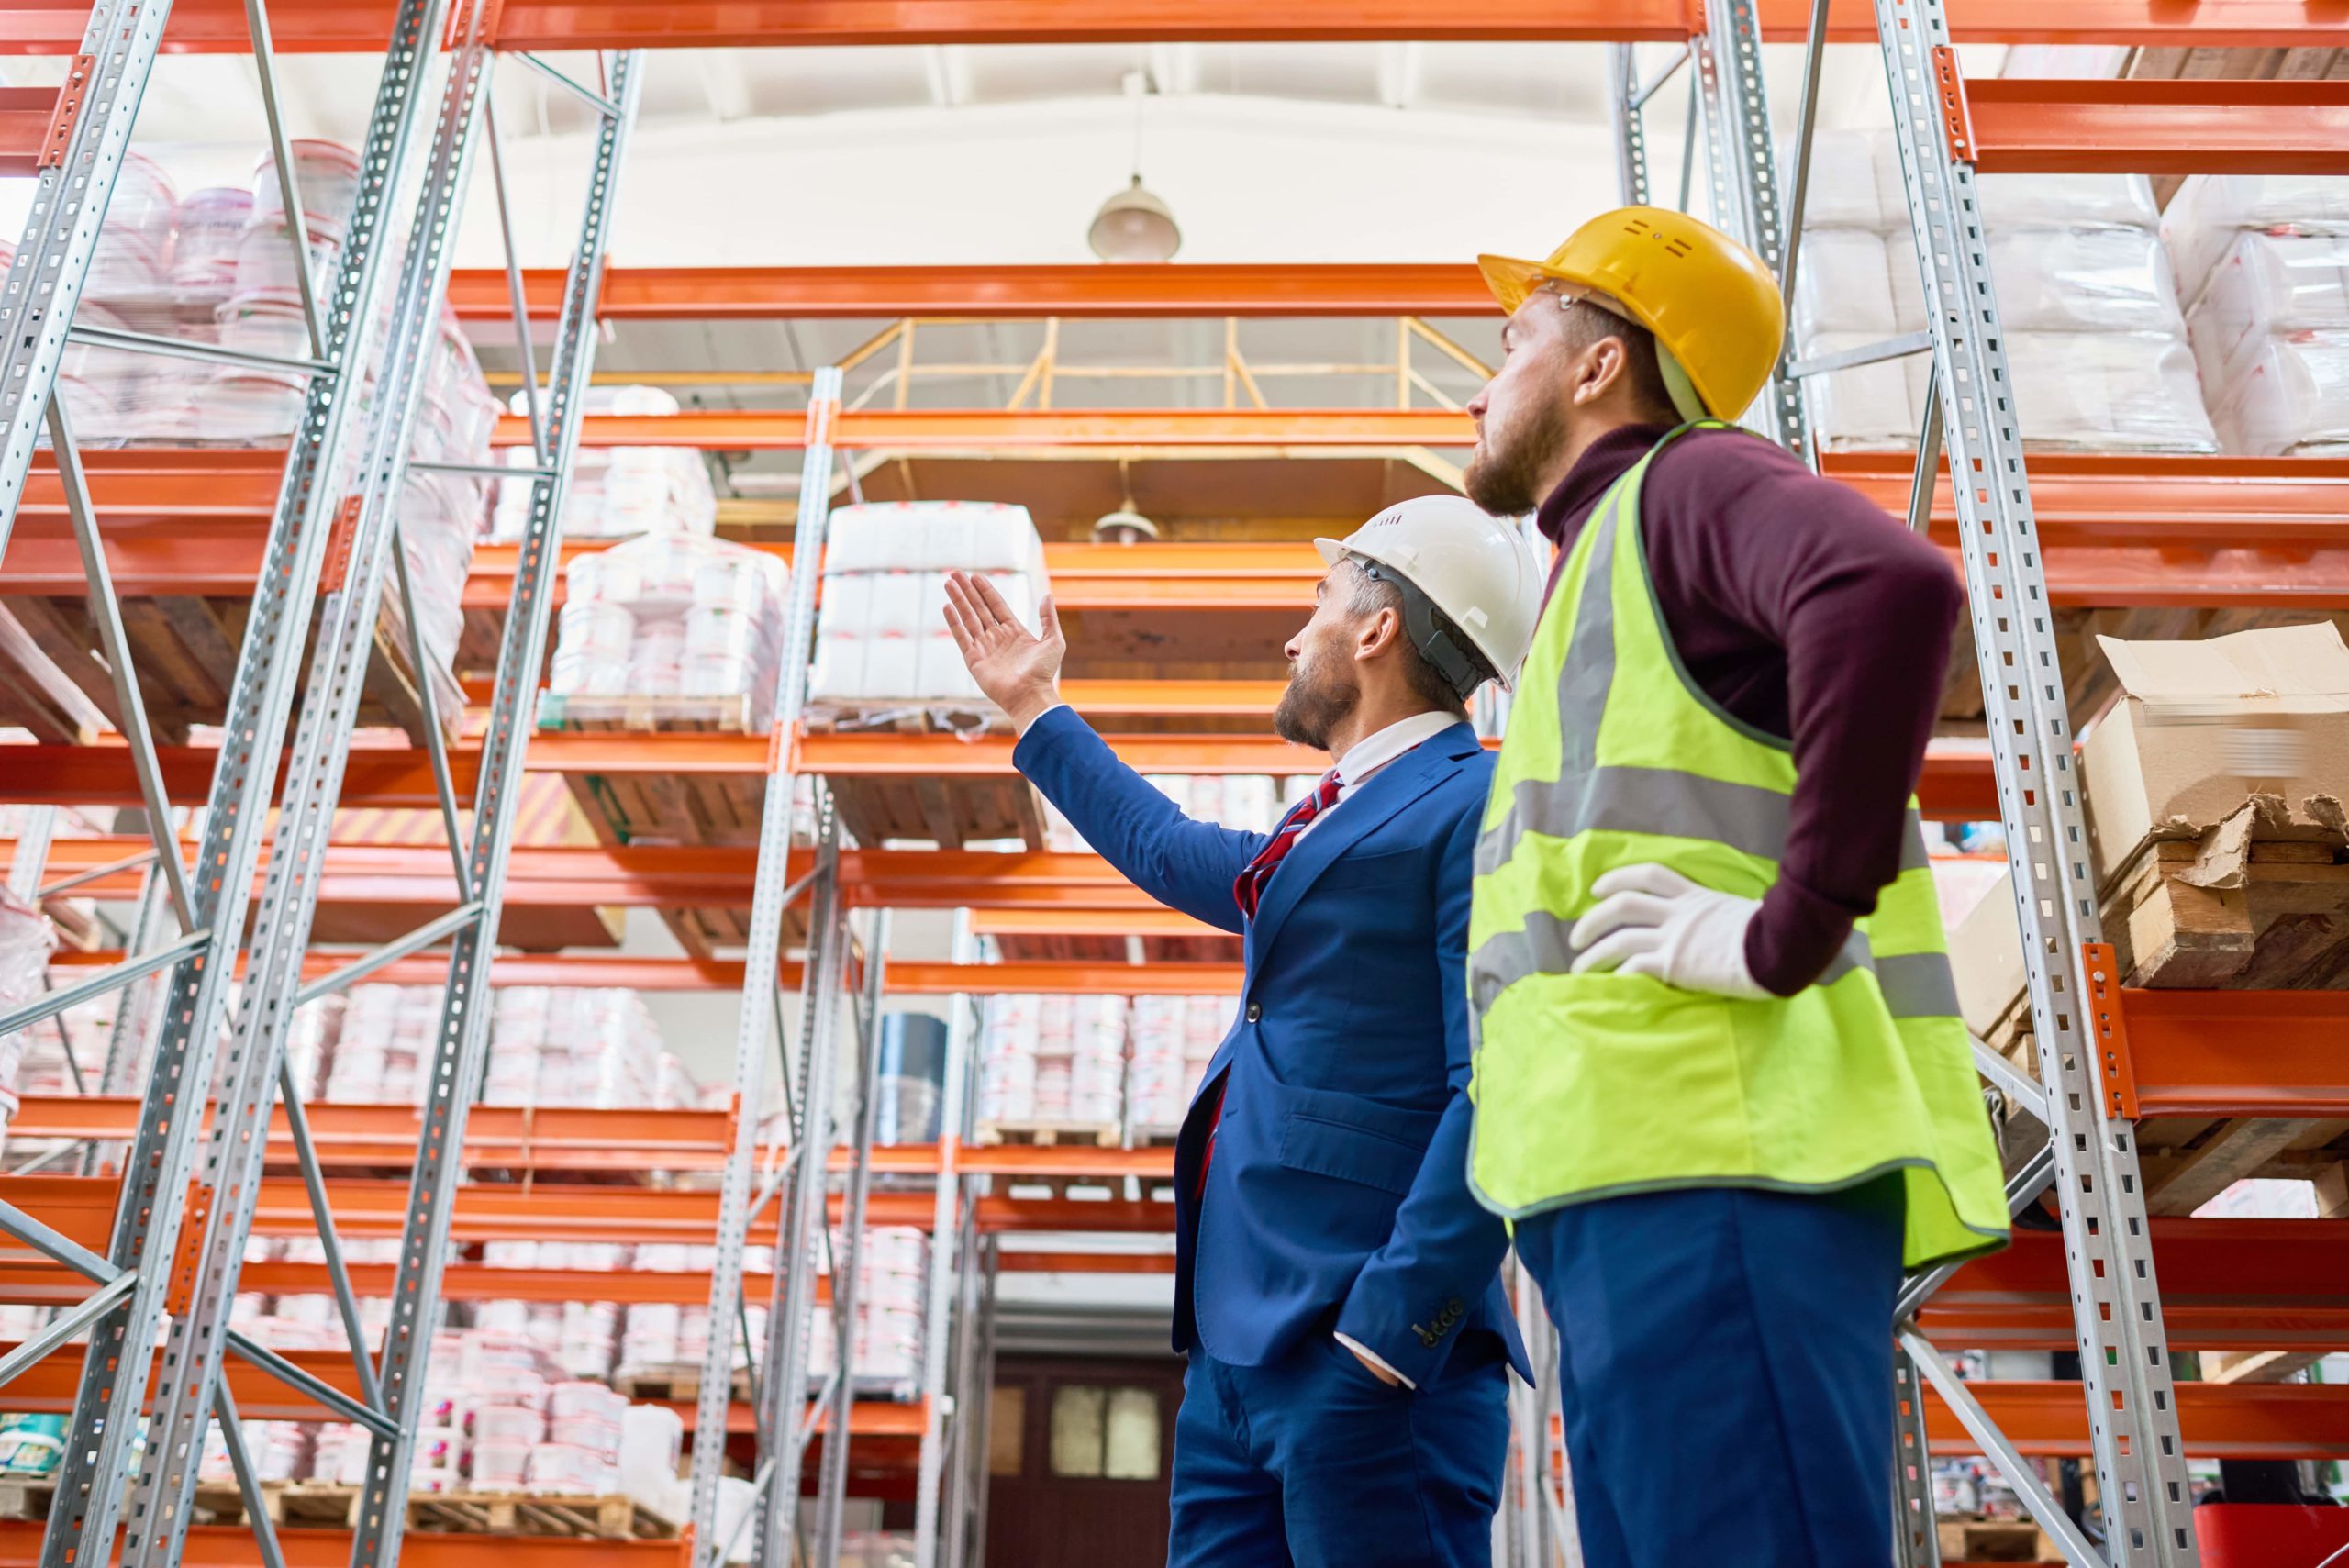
[988,1385,1027,1477]
[1048,1385,1161,1481]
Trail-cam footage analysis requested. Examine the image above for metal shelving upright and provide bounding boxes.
[0,4,649,1563]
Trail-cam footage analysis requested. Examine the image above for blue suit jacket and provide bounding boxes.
[1013,706,1531,1386]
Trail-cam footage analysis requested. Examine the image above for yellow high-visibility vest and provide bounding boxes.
[1466,422,2008,1269]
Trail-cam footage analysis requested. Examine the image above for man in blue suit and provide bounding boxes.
[941,495,1545,1568]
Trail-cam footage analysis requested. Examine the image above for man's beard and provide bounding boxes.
[1272,651,1360,752]
[1464,393,1569,516]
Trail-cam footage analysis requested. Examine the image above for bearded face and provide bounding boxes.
[1271,622,1363,752]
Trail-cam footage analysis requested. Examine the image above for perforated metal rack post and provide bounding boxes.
[348,48,645,1568]
[28,3,473,1561]
[0,3,170,557]
[684,363,846,1565]
[755,803,851,1567]
[912,915,979,1568]
[1872,0,2198,1561]
[1689,0,1809,454]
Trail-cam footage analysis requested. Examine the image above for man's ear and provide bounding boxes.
[1571,337,1624,407]
[1354,605,1405,663]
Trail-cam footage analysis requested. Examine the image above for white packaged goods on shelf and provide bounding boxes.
[253,139,362,234]
[1976,172,2160,234]
[810,502,1049,706]
[2208,333,2349,456]
[1985,228,2187,334]
[549,533,791,730]
[2189,233,2349,385]
[2165,175,2349,303]
[490,384,717,542]
[1798,332,1924,451]
[1790,229,1903,339]
[0,891,59,1128]
[1779,129,1900,232]
[1968,332,2219,453]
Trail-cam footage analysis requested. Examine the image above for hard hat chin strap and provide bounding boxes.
[1655,345,1710,424]
[1353,558,1490,704]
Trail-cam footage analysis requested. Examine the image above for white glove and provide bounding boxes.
[1568,863,1771,1000]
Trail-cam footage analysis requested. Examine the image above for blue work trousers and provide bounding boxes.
[1168,1326,1508,1568]
[1513,1176,1907,1568]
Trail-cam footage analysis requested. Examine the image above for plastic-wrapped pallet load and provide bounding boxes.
[807,1227,930,1391]
[809,501,1050,716]
[0,891,54,1154]
[975,993,1124,1135]
[545,533,792,733]
[2166,183,2349,456]
[1790,128,2215,454]
[490,384,717,542]
[1125,994,1206,1136]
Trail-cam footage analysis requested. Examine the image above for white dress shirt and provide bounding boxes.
[1293,708,1459,840]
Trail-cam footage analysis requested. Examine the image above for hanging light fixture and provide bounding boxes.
[1093,460,1159,543]
[1089,71,1180,262]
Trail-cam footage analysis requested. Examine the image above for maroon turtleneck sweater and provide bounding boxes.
[1538,422,1963,996]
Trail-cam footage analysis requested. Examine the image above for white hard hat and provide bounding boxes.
[1314,495,1546,695]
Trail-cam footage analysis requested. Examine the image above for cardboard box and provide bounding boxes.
[1946,862,2027,1043]
[2081,621,2349,887]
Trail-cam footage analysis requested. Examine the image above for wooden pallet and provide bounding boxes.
[827,773,1047,853]
[537,692,763,735]
[613,1365,753,1404]
[0,591,459,747]
[1128,1125,1185,1149]
[988,932,1242,966]
[803,700,1007,737]
[0,1477,246,1526]
[538,690,791,954]
[972,1119,1122,1148]
[2102,810,2349,990]
[1937,1517,2051,1562]
[267,1483,679,1540]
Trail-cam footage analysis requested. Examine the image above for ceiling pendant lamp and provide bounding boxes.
[1089,71,1180,263]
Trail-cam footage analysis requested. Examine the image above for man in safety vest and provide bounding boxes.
[1458,206,2009,1565]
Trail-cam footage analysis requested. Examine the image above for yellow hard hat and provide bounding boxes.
[1477,206,1785,422]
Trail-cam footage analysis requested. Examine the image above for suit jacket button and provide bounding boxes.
[1244,1002,1262,1023]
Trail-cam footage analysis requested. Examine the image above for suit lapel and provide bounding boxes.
[1243,721,1478,970]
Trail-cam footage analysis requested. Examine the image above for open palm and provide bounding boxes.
[942,570,1065,729]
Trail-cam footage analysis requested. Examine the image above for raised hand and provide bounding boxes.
[941,569,1067,732]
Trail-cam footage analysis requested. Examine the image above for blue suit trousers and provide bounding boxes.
[1513,1176,1907,1568]
[1168,1329,1508,1568]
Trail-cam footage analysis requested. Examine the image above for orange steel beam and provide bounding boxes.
[1962,76,2349,177]
[800,731,2006,821]
[447,263,1497,321]
[996,1251,1179,1273]
[0,1340,370,1421]
[1919,1219,2349,1353]
[0,1521,693,1568]
[969,906,1230,939]
[0,0,2335,51]
[3,1096,735,1171]
[0,85,53,177]
[2101,988,2349,1119]
[494,408,1476,451]
[48,949,1244,995]
[17,837,1167,911]
[1925,1380,2349,1461]
[9,456,2345,610]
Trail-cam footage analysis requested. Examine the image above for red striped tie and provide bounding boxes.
[1231,770,1342,921]
[1201,771,1341,1199]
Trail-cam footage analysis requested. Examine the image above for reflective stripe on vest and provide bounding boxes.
[1464,421,2008,1270]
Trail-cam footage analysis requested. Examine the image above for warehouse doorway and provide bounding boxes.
[985,1356,1182,1566]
